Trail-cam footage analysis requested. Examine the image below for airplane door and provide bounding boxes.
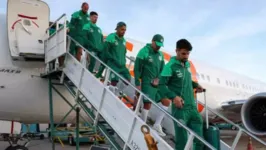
[7,0,50,58]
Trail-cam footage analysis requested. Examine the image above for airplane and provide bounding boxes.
[0,0,266,149]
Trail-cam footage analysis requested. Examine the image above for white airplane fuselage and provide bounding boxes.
[1,0,266,137]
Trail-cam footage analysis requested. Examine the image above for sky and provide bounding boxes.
[1,0,266,83]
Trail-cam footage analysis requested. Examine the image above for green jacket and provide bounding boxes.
[82,22,104,52]
[104,33,127,68]
[134,44,165,86]
[158,56,199,107]
[68,10,90,37]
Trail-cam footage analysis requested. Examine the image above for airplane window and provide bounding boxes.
[226,80,228,86]
[233,82,236,87]
[206,75,210,82]
[217,78,220,84]
[201,74,205,80]
[229,81,232,87]
[196,73,200,79]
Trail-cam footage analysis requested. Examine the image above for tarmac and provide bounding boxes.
[220,130,266,150]
[0,130,265,150]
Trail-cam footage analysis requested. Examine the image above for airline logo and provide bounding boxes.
[0,68,21,74]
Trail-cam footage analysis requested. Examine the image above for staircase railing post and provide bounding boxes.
[76,107,80,150]
[48,75,55,150]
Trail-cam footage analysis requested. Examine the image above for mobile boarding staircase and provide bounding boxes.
[42,14,266,150]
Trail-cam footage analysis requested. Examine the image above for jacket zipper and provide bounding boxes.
[180,63,186,99]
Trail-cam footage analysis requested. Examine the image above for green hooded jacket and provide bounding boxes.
[104,33,127,69]
[82,22,104,52]
[158,56,199,108]
[134,44,165,86]
[68,10,90,37]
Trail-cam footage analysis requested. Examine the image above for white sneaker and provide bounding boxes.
[153,124,166,137]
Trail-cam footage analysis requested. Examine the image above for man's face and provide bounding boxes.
[117,26,126,37]
[151,41,160,52]
[90,15,98,24]
[82,3,89,13]
[177,48,190,62]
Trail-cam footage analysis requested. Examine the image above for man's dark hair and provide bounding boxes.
[176,39,192,51]
[90,11,98,16]
[81,2,88,7]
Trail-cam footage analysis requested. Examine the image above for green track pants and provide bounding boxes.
[95,52,106,78]
[69,36,85,55]
[88,52,97,73]
[172,105,203,150]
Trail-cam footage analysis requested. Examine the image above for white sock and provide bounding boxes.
[155,103,168,126]
[141,109,149,123]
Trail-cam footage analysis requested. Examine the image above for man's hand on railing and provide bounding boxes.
[195,85,205,93]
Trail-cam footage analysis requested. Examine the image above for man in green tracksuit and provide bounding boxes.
[82,11,104,73]
[68,2,90,61]
[134,34,170,137]
[158,39,204,150]
[103,22,131,86]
